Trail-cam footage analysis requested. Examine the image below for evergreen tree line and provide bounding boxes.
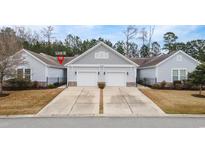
[1,26,205,62]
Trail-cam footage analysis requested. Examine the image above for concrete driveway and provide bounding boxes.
[104,87,165,116]
[37,87,164,116]
[38,87,99,116]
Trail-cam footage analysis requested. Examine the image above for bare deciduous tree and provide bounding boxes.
[123,26,138,56]
[148,26,155,51]
[41,26,55,43]
[0,27,23,95]
[138,27,148,45]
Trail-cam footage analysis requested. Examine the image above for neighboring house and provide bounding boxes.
[131,51,200,85]
[11,42,200,87]
[15,49,73,85]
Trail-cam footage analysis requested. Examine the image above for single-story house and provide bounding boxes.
[15,49,73,85]
[131,50,201,85]
[13,42,200,86]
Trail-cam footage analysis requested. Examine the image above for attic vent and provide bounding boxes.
[95,51,109,59]
[177,55,182,61]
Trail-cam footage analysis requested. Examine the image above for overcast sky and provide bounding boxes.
[2,25,205,46]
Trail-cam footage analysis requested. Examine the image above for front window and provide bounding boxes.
[172,69,187,81]
[172,70,179,81]
[180,69,186,80]
[25,69,31,80]
[17,69,23,78]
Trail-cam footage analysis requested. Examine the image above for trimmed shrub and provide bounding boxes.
[159,81,166,89]
[98,82,106,89]
[173,80,183,89]
[32,81,41,88]
[165,82,174,89]
[53,82,60,87]
[152,83,160,89]
[6,78,32,90]
[47,84,56,89]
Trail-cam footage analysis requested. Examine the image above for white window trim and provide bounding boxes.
[171,68,187,82]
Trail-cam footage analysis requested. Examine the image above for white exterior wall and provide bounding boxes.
[47,67,64,78]
[157,52,199,82]
[139,67,156,85]
[139,68,156,79]
[17,52,47,82]
[47,67,65,84]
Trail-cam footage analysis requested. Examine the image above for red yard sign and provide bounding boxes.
[57,56,64,64]
[55,51,66,65]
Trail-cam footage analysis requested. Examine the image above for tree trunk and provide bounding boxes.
[199,84,202,95]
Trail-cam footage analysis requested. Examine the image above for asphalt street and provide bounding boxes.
[0,117,205,128]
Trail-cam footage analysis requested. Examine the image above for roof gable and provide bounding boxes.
[135,50,200,68]
[65,42,138,66]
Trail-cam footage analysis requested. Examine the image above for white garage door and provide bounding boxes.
[106,72,126,86]
[77,72,98,86]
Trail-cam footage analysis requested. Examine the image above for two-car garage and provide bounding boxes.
[76,71,126,87]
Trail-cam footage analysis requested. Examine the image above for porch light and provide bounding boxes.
[98,72,100,75]
[75,72,77,75]
[104,72,106,75]
[127,72,129,75]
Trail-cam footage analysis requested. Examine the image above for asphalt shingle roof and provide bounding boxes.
[130,52,176,67]
[24,49,176,68]
[25,49,74,67]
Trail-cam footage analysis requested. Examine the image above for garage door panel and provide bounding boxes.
[106,72,126,86]
[77,72,98,86]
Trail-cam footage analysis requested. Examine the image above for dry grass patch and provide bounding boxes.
[139,88,205,114]
[0,89,63,115]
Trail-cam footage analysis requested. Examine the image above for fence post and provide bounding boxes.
[46,77,48,86]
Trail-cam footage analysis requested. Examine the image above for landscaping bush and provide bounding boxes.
[53,82,60,87]
[98,82,106,89]
[32,81,42,89]
[173,80,183,89]
[6,78,32,90]
[151,80,199,90]
[164,82,174,89]
[47,84,56,89]
[152,83,161,89]
[159,81,166,89]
